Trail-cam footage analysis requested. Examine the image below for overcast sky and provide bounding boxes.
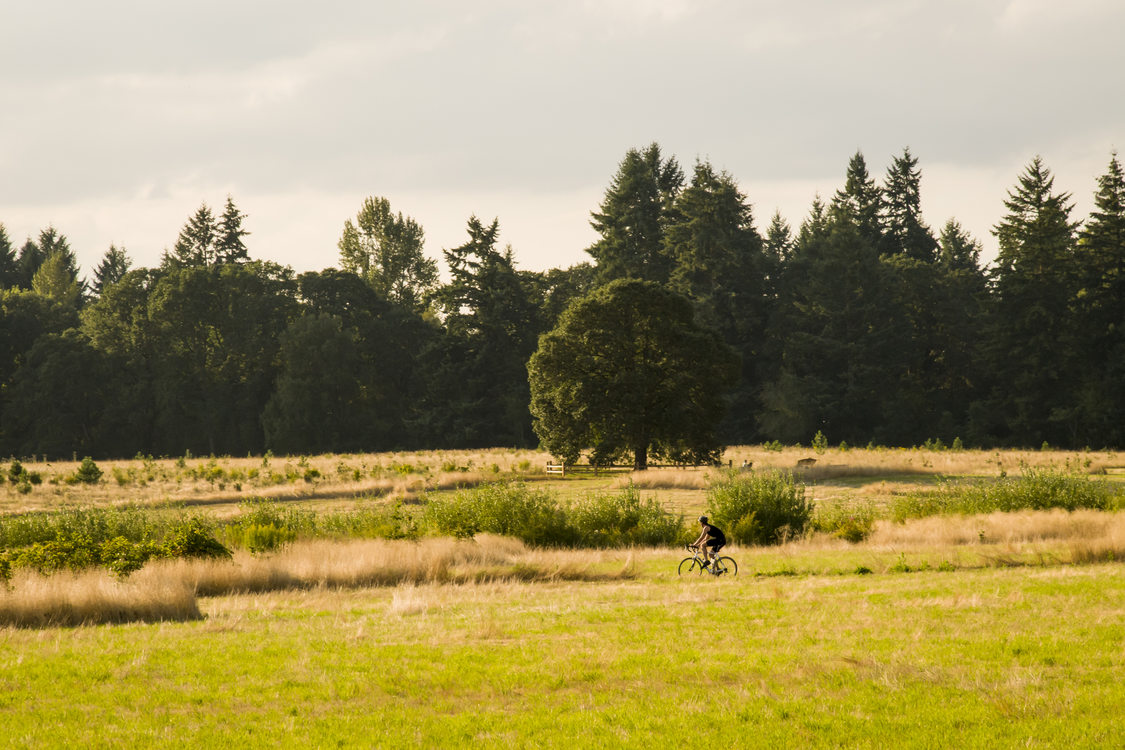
[2,0,1122,279]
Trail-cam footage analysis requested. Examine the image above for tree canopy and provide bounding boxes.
[528,279,737,470]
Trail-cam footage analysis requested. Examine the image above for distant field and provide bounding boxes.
[2,446,1124,746]
[3,445,1120,517]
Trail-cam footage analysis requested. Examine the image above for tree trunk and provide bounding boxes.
[634,444,648,471]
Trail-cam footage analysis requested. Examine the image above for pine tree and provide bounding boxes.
[986,156,1080,445]
[938,219,982,271]
[91,245,133,296]
[666,161,763,334]
[0,223,17,288]
[665,161,767,442]
[880,148,938,261]
[168,204,217,267]
[31,252,83,309]
[764,211,793,266]
[587,143,683,284]
[426,216,542,447]
[830,151,883,250]
[16,239,45,290]
[1072,153,1125,445]
[214,196,250,264]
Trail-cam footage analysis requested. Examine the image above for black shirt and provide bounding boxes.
[703,523,726,545]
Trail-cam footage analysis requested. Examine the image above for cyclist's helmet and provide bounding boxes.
[698,515,708,524]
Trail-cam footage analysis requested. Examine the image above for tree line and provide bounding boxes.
[1,144,1122,460]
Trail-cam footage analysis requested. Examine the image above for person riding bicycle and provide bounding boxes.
[691,516,726,567]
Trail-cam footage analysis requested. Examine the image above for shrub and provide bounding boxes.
[162,517,232,560]
[222,500,304,553]
[569,485,685,547]
[706,469,814,545]
[891,466,1123,521]
[814,504,876,543]
[100,536,162,579]
[423,483,575,546]
[72,457,103,484]
[812,431,828,454]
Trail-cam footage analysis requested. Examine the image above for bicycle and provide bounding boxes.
[678,544,738,577]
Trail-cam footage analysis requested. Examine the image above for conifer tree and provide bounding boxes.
[91,245,132,296]
[986,156,1080,444]
[1073,153,1125,445]
[938,219,982,271]
[214,196,250,264]
[0,224,17,288]
[830,151,883,250]
[880,148,938,261]
[31,252,83,309]
[588,143,683,284]
[168,203,217,267]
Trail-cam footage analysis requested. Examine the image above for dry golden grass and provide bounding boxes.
[130,535,637,599]
[0,449,553,515]
[612,468,715,490]
[722,445,1120,478]
[0,569,201,628]
[0,537,641,628]
[867,509,1123,547]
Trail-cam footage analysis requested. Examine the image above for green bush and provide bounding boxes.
[813,504,876,543]
[424,482,576,546]
[569,485,685,547]
[162,517,232,560]
[892,466,1123,520]
[72,457,103,484]
[706,469,814,545]
[100,537,162,579]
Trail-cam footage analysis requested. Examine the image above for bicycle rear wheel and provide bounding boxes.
[714,557,738,577]
[678,557,703,575]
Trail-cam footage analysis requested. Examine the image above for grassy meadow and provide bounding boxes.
[2,445,1125,747]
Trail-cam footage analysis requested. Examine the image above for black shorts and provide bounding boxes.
[706,542,725,554]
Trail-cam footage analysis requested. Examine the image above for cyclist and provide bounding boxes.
[691,515,726,568]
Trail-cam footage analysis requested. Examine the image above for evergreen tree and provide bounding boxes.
[985,156,1080,445]
[830,152,883,250]
[1073,153,1125,445]
[938,219,983,271]
[764,210,793,268]
[880,148,938,262]
[0,223,17,289]
[167,203,217,267]
[214,196,250,264]
[426,216,542,447]
[761,158,902,444]
[337,196,437,314]
[15,239,44,290]
[665,160,767,441]
[587,143,683,284]
[91,244,133,296]
[31,252,83,309]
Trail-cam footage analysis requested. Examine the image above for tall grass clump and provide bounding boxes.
[705,469,813,545]
[891,466,1124,521]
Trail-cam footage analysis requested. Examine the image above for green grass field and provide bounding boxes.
[3,562,1124,747]
[2,446,1125,747]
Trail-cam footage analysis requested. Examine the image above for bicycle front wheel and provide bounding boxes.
[714,557,738,577]
[678,557,703,575]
